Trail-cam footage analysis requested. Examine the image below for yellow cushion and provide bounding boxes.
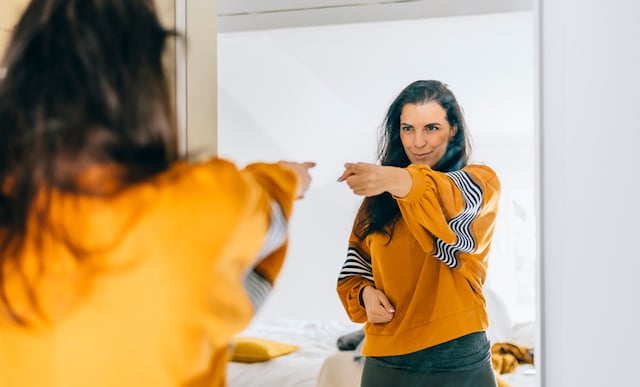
[230,336,300,363]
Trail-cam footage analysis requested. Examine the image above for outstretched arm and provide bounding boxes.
[337,162,412,198]
[243,161,315,312]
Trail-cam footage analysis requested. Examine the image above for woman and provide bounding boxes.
[0,1,314,386]
[337,80,500,386]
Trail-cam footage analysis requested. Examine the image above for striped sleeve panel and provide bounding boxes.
[338,247,373,282]
[433,170,483,268]
[244,269,271,312]
[243,200,287,311]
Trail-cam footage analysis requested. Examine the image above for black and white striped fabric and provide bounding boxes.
[338,247,374,282]
[337,170,483,281]
[243,200,287,311]
[433,170,483,268]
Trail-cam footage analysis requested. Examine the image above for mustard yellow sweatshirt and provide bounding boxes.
[337,164,501,357]
[0,158,299,387]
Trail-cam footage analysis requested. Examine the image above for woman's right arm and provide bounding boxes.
[239,161,314,313]
[338,162,412,198]
[167,158,313,348]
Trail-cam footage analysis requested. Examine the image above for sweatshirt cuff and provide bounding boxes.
[395,165,430,204]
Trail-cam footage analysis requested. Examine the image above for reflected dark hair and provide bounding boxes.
[0,0,178,323]
[354,80,472,241]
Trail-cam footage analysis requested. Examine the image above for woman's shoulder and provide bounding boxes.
[161,157,245,189]
[462,164,498,180]
[462,164,501,191]
[463,163,496,174]
[149,157,254,211]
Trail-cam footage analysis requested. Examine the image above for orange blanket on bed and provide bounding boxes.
[492,342,534,387]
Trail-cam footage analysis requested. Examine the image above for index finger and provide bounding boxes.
[337,169,352,182]
[302,161,316,169]
[337,162,356,182]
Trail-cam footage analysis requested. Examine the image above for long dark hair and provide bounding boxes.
[354,80,472,241]
[0,0,178,322]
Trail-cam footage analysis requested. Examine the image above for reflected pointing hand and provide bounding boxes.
[337,162,387,197]
[336,162,357,183]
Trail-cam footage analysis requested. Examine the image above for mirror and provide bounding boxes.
[216,1,537,386]
[0,0,538,385]
[217,3,535,322]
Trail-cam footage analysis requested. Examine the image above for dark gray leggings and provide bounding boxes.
[360,331,498,387]
[361,357,498,387]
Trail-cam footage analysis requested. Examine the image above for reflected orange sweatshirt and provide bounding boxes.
[0,158,299,387]
[337,164,500,356]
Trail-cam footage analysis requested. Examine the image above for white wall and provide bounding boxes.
[539,0,640,386]
[218,11,535,323]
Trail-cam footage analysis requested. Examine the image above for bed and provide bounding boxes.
[227,318,362,387]
[226,288,536,387]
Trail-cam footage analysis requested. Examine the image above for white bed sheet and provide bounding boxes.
[227,319,362,387]
[499,364,537,387]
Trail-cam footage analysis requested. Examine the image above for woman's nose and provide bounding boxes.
[413,132,427,147]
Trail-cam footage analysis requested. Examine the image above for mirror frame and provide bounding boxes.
[192,1,544,386]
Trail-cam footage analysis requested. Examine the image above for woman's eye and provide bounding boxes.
[426,125,439,131]
[401,126,412,132]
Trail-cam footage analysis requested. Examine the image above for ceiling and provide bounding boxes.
[217,0,533,32]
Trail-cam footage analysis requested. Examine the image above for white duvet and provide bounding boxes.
[227,319,361,387]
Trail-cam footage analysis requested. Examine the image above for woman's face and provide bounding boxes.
[399,101,456,167]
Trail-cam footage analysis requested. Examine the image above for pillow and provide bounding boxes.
[230,336,300,363]
[510,321,535,348]
[336,329,365,351]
